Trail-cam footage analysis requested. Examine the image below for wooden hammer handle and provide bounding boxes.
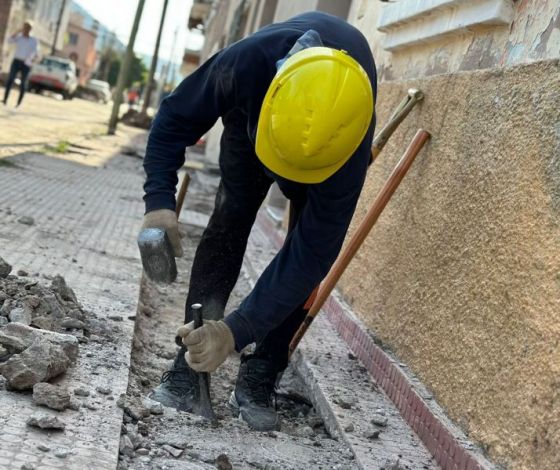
[289,129,431,355]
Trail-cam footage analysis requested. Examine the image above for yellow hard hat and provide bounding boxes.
[256,47,374,184]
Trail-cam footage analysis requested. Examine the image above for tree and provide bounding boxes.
[107,55,148,88]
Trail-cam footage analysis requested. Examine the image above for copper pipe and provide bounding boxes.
[289,129,431,356]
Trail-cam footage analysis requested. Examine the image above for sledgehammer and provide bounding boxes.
[137,173,191,283]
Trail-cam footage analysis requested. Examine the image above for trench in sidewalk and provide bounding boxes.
[117,170,357,469]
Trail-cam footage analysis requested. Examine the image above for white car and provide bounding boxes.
[81,79,112,104]
[29,56,78,100]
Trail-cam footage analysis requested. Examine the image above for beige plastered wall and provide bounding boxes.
[339,2,560,469]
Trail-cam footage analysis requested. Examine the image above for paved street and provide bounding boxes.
[0,88,122,159]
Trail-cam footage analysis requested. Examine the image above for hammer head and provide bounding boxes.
[137,228,177,283]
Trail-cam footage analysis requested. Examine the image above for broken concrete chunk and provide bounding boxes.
[162,444,183,458]
[0,257,12,278]
[17,216,35,226]
[8,307,32,325]
[73,387,90,397]
[1,339,77,390]
[383,458,407,470]
[0,322,79,356]
[96,385,111,395]
[26,412,65,430]
[117,394,150,420]
[371,413,388,427]
[119,435,135,457]
[334,395,356,410]
[24,295,41,308]
[17,269,29,277]
[344,423,355,433]
[51,275,77,303]
[0,299,13,317]
[142,396,164,415]
[30,315,55,330]
[364,428,381,439]
[61,317,86,330]
[53,447,70,458]
[33,383,71,411]
[216,453,233,470]
[0,324,79,390]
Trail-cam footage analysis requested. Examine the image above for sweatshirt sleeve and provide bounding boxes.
[143,53,236,213]
[224,134,373,350]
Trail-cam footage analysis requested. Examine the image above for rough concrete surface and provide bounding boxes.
[338,60,560,469]
[292,318,437,470]
[0,129,146,469]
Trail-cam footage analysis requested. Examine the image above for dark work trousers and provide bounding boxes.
[182,122,309,374]
[3,59,31,106]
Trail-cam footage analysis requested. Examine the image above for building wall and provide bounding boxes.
[349,0,560,81]
[0,0,70,75]
[338,1,560,469]
[272,0,318,22]
[62,20,97,86]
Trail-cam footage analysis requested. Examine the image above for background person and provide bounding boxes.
[2,21,39,108]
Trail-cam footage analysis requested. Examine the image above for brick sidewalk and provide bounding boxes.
[0,146,145,469]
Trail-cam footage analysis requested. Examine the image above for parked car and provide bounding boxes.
[28,56,78,100]
[78,79,112,104]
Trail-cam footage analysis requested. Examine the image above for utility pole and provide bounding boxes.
[141,0,169,115]
[51,0,67,55]
[154,27,178,107]
[108,0,146,135]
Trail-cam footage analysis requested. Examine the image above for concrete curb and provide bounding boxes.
[291,315,438,469]
[255,210,496,470]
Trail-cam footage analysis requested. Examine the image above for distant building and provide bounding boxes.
[62,12,98,86]
[69,1,125,53]
[0,0,71,77]
[180,48,200,77]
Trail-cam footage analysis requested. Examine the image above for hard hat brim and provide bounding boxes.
[256,128,350,184]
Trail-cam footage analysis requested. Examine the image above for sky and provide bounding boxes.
[74,0,205,64]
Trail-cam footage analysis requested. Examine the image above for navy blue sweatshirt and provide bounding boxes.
[143,12,376,350]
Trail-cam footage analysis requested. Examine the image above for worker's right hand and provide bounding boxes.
[142,209,183,257]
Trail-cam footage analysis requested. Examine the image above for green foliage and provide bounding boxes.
[108,54,148,88]
[43,140,71,154]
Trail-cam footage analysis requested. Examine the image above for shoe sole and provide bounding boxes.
[228,392,280,432]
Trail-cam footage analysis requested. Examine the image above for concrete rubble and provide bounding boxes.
[32,382,72,411]
[26,412,66,431]
[0,323,79,389]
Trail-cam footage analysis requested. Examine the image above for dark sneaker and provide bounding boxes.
[229,354,280,431]
[149,347,198,412]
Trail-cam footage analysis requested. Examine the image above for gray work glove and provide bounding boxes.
[176,320,235,373]
[142,209,183,257]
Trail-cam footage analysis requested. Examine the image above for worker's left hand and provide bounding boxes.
[177,320,235,373]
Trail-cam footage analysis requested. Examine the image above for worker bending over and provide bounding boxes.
[142,11,376,431]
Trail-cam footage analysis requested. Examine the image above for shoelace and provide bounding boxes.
[244,364,277,408]
[160,367,194,394]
